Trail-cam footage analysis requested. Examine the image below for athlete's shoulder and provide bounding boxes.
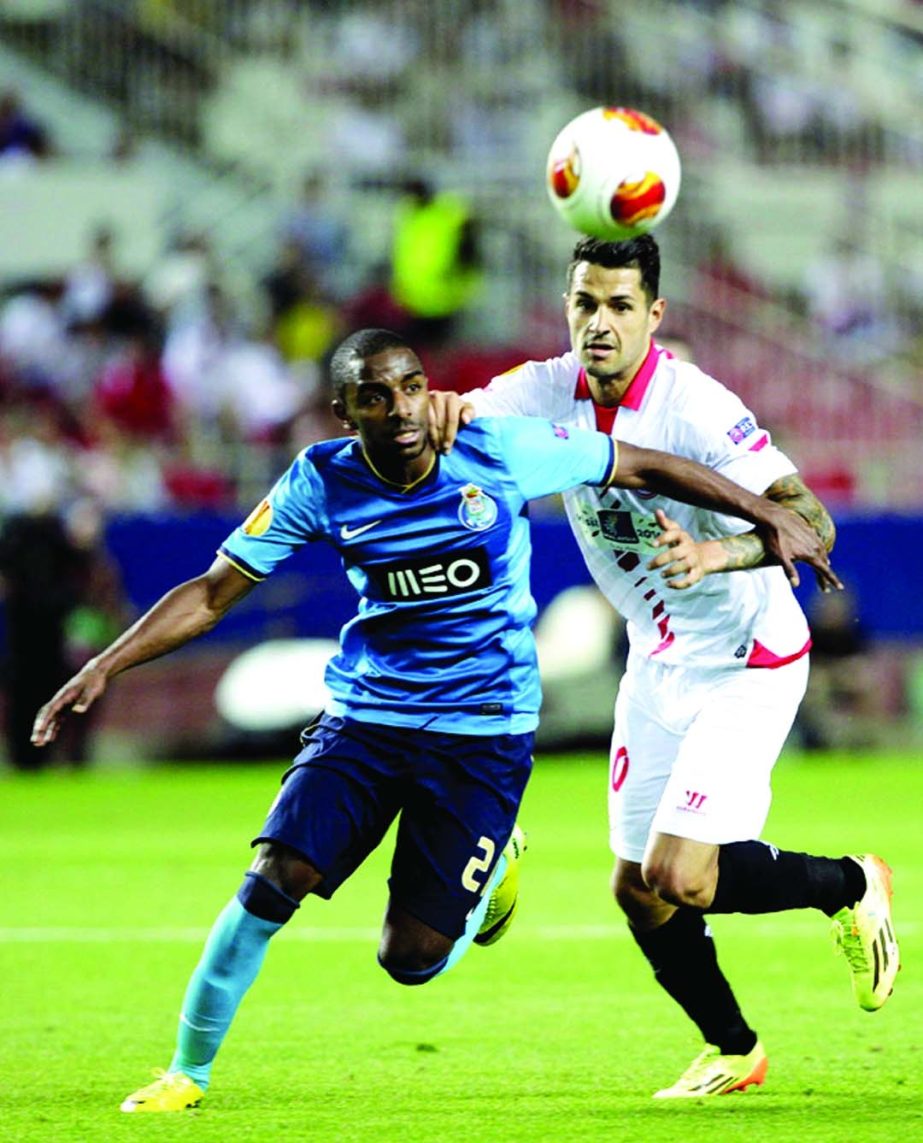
[452,417,508,463]
[654,353,790,467]
[452,417,557,481]
[491,350,580,388]
[302,434,357,473]
[475,351,580,419]
[655,352,746,419]
[459,414,558,446]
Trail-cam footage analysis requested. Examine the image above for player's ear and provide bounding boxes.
[332,398,354,429]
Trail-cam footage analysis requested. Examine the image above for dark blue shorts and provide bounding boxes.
[254,714,534,939]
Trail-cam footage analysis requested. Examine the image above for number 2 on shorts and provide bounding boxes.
[461,836,496,893]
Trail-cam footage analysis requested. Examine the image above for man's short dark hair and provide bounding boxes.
[566,234,661,304]
[329,328,412,399]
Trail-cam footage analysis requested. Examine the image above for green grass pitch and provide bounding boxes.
[1,751,919,1143]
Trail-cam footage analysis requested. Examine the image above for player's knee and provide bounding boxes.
[377,944,450,986]
[249,841,322,901]
[614,868,662,926]
[377,906,455,984]
[236,871,300,924]
[377,921,455,985]
[641,858,714,909]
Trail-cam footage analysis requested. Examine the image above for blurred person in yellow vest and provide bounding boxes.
[390,177,483,349]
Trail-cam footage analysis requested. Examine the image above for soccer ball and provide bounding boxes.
[546,106,681,240]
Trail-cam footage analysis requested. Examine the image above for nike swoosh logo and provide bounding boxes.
[339,519,382,540]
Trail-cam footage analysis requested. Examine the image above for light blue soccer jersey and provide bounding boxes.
[220,417,615,735]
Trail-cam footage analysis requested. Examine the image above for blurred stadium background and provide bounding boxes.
[0,0,921,768]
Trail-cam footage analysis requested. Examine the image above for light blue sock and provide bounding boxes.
[169,897,283,1090]
[440,853,508,975]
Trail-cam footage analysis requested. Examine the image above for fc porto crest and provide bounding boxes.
[457,483,498,531]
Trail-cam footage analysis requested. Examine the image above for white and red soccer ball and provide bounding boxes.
[546,106,682,240]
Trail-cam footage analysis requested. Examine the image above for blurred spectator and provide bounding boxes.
[209,324,307,444]
[143,230,217,329]
[328,3,421,82]
[101,281,158,340]
[161,282,235,429]
[0,403,74,515]
[0,88,52,166]
[271,278,341,374]
[262,238,315,321]
[161,441,235,511]
[340,259,414,338]
[78,419,171,512]
[286,372,348,450]
[802,235,900,363]
[277,172,349,289]
[94,325,176,443]
[59,498,132,766]
[60,224,119,328]
[53,314,113,412]
[0,281,67,394]
[261,240,342,369]
[0,508,80,770]
[389,177,483,349]
[320,83,407,179]
[796,589,882,751]
[163,280,315,445]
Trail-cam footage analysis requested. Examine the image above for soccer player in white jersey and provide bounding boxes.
[432,235,899,1097]
[30,328,829,1112]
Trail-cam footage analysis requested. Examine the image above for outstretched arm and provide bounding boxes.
[31,557,256,746]
[613,444,842,590]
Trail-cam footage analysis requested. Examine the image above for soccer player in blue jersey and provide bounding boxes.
[32,328,837,1113]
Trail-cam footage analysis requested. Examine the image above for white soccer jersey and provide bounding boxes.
[469,343,811,670]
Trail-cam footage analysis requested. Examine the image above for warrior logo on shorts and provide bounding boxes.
[458,483,498,531]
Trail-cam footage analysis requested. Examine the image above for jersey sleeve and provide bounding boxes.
[486,416,616,500]
[674,379,799,533]
[218,450,327,581]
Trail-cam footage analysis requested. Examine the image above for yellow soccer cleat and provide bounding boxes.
[832,854,900,1011]
[653,1041,768,1099]
[474,824,527,946]
[120,1069,205,1113]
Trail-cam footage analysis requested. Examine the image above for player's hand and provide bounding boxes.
[31,660,110,747]
[647,510,709,590]
[428,390,475,454]
[757,504,843,592]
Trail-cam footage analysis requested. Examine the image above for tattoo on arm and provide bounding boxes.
[764,473,836,551]
[716,531,767,571]
[713,473,836,572]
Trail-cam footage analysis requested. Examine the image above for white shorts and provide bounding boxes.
[607,651,809,862]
